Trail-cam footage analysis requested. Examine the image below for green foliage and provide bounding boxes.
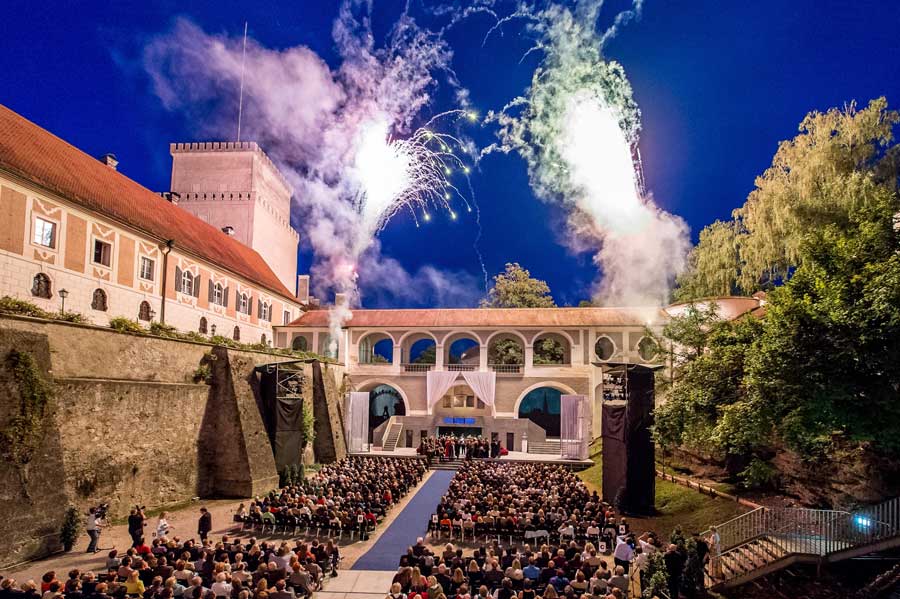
[370,353,390,364]
[192,364,211,384]
[412,344,436,364]
[661,98,900,487]
[533,337,565,364]
[149,321,179,337]
[1,350,53,466]
[488,338,524,364]
[280,464,302,487]
[740,458,780,490]
[108,316,145,334]
[642,551,669,599]
[301,403,316,449]
[677,98,899,298]
[0,296,86,324]
[60,506,81,550]
[481,263,555,308]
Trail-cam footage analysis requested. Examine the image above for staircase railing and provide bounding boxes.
[705,496,900,587]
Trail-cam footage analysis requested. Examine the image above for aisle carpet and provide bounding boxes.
[352,470,455,571]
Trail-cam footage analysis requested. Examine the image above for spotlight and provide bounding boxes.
[423,213,431,222]
[855,515,872,528]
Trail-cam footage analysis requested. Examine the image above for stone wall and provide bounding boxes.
[0,315,345,568]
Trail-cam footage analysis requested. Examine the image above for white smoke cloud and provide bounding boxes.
[484,0,690,306]
[144,2,477,349]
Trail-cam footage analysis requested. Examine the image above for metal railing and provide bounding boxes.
[447,364,476,371]
[402,363,433,373]
[705,496,900,585]
[490,363,522,374]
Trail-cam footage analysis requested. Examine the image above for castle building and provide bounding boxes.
[0,104,308,342]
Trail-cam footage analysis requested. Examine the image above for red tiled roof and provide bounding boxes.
[0,104,296,302]
[285,307,669,328]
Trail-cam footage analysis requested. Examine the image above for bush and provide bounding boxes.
[192,364,211,384]
[740,457,780,490]
[109,317,145,334]
[149,321,179,338]
[60,505,81,551]
[0,296,52,319]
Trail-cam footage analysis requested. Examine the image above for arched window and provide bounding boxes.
[260,333,267,345]
[595,336,615,361]
[199,317,208,334]
[181,270,194,296]
[233,326,241,341]
[31,273,51,299]
[292,336,308,351]
[91,288,108,311]
[138,301,152,321]
[238,293,250,315]
[212,283,224,306]
[259,302,271,321]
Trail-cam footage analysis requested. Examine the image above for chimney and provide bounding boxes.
[334,292,348,308]
[296,274,310,303]
[309,297,320,308]
[221,226,235,236]
[100,153,118,170]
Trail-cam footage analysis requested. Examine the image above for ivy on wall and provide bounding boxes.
[1,349,52,466]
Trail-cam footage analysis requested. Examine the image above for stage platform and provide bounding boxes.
[349,447,593,469]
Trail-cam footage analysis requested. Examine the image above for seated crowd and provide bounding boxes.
[1,537,339,599]
[237,457,426,537]
[418,437,505,463]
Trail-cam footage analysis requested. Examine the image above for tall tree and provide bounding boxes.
[481,263,556,308]
[676,98,899,300]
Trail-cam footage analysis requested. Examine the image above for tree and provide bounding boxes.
[533,337,565,364]
[677,98,900,300]
[412,345,436,364]
[489,339,524,364]
[481,263,556,308]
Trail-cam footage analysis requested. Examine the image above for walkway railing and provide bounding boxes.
[447,364,476,371]
[705,496,900,588]
[402,363,433,372]
[490,363,522,374]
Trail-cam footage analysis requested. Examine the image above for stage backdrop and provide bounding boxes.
[560,394,590,459]
[347,391,370,453]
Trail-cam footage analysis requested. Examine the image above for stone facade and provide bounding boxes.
[170,142,300,293]
[0,315,347,568]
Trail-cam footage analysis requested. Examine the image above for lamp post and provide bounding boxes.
[58,288,69,315]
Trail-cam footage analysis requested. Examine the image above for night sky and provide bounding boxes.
[3,0,899,306]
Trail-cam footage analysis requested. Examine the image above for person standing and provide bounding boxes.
[156,512,171,539]
[127,508,146,548]
[198,507,212,542]
[85,507,103,553]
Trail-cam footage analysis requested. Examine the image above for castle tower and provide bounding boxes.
[169,142,299,293]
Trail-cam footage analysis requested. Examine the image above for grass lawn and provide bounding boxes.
[577,440,747,537]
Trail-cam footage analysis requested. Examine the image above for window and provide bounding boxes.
[33,218,56,248]
[31,273,51,298]
[92,239,112,267]
[283,310,291,325]
[199,317,208,334]
[138,301,152,321]
[91,289,108,311]
[638,336,659,362]
[212,283,224,306]
[233,326,241,341]
[181,270,194,296]
[260,333,267,345]
[238,293,250,315]
[595,336,615,361]
[292,336,308,351]
[139,257,155,281]
[260,302,271,322]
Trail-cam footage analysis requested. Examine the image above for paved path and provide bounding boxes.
[351,470,455,571]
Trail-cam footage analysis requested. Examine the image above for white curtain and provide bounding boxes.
[426,371,460,414]
[462,371,497,416]
[348,392,370,452]
[560,394,589,459]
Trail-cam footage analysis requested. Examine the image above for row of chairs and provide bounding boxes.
[428,519,613,550]
[234,512,380,542]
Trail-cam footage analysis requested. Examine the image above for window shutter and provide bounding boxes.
[223,287,229,307]
[193,273,201,298]
[236,290,241,311]
[257,298,262,318]
[174,266,182,292]
[208,280,214,303]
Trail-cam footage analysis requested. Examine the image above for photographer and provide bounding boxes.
[85,507,104,553]
[127,506,146,548]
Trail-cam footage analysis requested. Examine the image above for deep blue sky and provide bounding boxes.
[3,0,899,307]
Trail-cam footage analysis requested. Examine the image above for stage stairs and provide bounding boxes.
[704,496,900,592]
[431,458,464,471]
[527,438,561,455]
[382,422,403,452]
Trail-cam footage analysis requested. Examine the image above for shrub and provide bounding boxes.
[108,317,145,334]
[57,310,87,323]
[60,505,81,551]
[0,296,52,319]
[149,321,179,338]
[740,457,780,490]
[192,364,212,384]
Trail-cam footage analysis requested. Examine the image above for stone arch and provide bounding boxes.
[354,379,411,415]
[358,330,396,364]
[443,330,482,365]
[31,272,52,299]
[532,331,573,365]
[485,330,527,366]
[398,331,438,364]
[513,381,578,416]
[292,335,309,351]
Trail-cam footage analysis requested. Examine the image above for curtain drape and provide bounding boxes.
[461,371,497,416]
[426,371,460,413]
[560,394,588,459]
[348,392,370,452]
